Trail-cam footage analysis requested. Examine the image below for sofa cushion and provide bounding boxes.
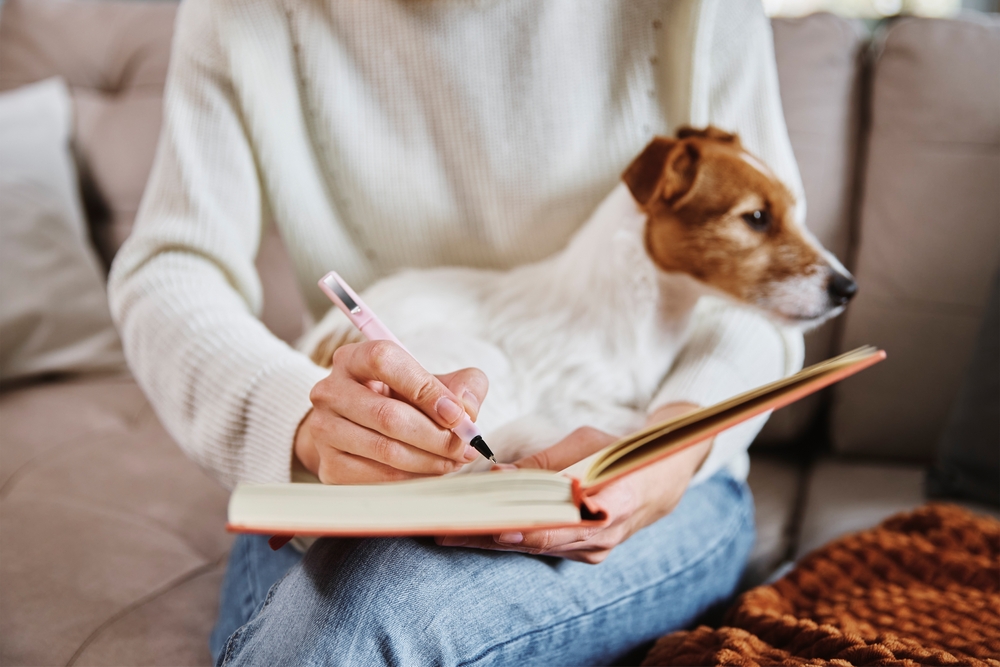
[795,459,926,558]
[0,373,148,490]
[831,14,1000,460]
[0,377,231,667]
[257,224,310,344]
[71,563,225,667]
[743,454,803,586]
[0,0,309,344]
[0,78,127,383]
[927,270,1000,507]
[0,0,176,267]
[795,458,1000,559]
[759,14,866,443]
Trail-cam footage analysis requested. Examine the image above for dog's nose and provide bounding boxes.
[827,272,858,306]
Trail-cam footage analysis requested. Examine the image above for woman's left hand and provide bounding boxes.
[434,403,711,564]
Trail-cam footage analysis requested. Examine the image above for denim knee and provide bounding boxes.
[218,472,755,667]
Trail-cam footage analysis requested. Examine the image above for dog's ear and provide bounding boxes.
[622,137,700,209]
[622,137,675,207]
[676,125,742,148]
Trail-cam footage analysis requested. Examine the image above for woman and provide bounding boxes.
[109,0,804,664]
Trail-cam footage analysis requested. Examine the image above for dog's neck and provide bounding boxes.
[494,183,706,396]
[552,181,704,338]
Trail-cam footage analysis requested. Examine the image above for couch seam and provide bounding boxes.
[34,495,225,563]
[64,553,229,667]
[0,379,155,501]
[0,434,114,501]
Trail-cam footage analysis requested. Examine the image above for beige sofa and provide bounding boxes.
[0,1,996,665]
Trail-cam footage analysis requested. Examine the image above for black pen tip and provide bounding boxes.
[469,435,496,463]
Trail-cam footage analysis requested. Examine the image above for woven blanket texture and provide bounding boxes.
[643,504,1000,666]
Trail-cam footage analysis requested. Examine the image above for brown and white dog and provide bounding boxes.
[298,127,857,470]
[631,126,856,323]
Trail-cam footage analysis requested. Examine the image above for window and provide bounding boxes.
[762,0,961,16]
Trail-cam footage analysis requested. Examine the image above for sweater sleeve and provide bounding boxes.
[650,0,806,485]
[108,0,327,489]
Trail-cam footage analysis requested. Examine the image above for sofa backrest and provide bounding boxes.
[0,0,175,263]
[0,0,310,345]
[830,14,1000,461]
[763,13,867,443]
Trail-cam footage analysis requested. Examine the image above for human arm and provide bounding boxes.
[107,0,323,488]
[109,0,485,488]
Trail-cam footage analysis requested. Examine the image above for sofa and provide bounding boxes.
[0,1,996,665]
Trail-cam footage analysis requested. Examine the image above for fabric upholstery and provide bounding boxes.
[795,458,927,558]
[0,373,148,490]
[742,454,803,586]
[256,224,310,344]
[928,270,1000,507]
[794,457,1000,559]
[831,14,1000,460]
[760,13,866,444]
[0,377,231,667]
[71,564,226,667]
[0,78,126,382]
[0,0,176,267]
[0,0,309,343]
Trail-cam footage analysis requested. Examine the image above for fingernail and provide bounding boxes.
[497,532,523,545]
[463,444,479,462]
[435,397,463,424]
[440,536,467,547]
[492,463,517,471]
[462,390,479,411]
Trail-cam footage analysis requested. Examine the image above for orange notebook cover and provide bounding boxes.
[227,347,885,549]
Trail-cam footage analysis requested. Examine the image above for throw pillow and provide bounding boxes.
[0,78,126,382]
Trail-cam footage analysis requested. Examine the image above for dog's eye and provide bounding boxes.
[742,210,771,232]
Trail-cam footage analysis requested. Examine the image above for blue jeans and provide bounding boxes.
[211,471,754,666]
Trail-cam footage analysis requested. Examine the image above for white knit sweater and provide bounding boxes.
[109,0,805,490]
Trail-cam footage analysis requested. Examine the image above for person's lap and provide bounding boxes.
[212,471,755,667]
[210,529,304,657]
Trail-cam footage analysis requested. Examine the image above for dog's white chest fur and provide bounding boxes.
[299,184,703,472]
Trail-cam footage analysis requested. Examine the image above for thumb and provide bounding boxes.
[514,426,617,472]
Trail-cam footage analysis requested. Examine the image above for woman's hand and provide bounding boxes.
[435,403,710,564]
[294,340,488,484]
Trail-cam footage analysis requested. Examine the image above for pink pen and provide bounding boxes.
[318,271,496,463]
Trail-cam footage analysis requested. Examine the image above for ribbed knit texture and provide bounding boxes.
[109,0,805,489]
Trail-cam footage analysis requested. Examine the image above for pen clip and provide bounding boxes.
[319,272,361,314]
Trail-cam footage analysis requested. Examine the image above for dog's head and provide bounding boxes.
[622,126,857,329]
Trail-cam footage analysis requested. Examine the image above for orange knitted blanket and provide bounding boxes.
[643,504,1000,666]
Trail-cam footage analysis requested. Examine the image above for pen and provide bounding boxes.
[318,271,496,464]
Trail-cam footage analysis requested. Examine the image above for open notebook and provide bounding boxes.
[228,346,885,540]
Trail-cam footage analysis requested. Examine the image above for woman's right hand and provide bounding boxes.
[294,340,489,484]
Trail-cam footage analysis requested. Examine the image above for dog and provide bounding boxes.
[297,126,857,471]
